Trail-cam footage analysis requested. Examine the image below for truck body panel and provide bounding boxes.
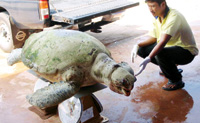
[0,0,44,29]
[0,0,139,29]
[0,0,139,52]
[50,0,139,24]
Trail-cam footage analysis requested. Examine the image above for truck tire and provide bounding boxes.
[0,12,14,53]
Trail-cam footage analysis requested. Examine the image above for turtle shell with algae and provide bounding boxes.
[22,30,111,74]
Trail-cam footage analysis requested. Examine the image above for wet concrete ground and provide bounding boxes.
[0,0,200,123]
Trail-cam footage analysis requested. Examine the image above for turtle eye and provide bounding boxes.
[122,79,129,87]
[113,64,120,68]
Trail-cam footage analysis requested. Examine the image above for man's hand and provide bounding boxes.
[131,44,139,63]
[135,56,151,76]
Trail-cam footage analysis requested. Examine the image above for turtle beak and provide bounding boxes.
[121,85,133,96]
[122,89,131,96]
[109,84,133,96]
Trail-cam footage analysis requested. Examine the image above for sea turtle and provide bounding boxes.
[7,29,136,109]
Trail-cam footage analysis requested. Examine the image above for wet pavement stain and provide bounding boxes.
[131,81,194,123]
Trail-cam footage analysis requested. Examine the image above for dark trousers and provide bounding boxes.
[138,43,195,83]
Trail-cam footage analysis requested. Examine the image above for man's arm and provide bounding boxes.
[149,34,171,59]
[131,36,157,63]
[135,34,171,76]
[138,36,157,47]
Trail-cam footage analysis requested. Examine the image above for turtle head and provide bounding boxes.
[109,63,136,96]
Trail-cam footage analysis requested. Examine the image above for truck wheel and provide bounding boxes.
[0,12,14,53]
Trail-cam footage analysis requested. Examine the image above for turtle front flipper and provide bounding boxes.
[26,81,81,109]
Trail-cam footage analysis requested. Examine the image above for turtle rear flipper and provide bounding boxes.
[7,48,22,65]
[26,81,81,109]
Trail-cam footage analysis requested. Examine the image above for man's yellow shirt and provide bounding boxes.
[149,8,199,55]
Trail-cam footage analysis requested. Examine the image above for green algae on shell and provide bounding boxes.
[21,30,111,74]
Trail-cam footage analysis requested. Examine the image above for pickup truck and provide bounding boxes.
[0,0,139,52]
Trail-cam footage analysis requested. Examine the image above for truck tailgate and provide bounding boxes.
[49,0,139,24]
